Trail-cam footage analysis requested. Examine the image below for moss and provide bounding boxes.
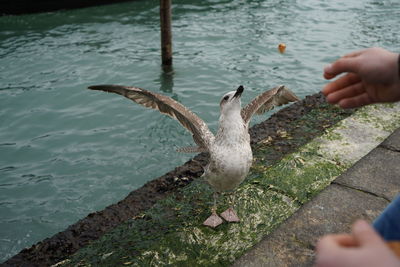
[64,179,299,266]
[251,102,351,168]
[59,102,400,267]
[251,144,344,204]
[356,104,400,132]
[323,130,343,141]
[63,138,345,266]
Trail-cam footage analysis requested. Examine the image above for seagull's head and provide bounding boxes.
[220,85,244,115]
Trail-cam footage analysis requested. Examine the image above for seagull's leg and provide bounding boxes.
[203,192,223,228]
[220,191,240,223]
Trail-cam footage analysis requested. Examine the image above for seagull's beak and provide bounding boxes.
[233,85,244,99]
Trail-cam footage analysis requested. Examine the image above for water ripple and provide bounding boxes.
[0,166,16,172]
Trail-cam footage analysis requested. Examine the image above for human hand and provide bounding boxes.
[315,220,400,267]
[322,47,400,108]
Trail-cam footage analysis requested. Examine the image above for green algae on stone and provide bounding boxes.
[251,101,351,168]
[62,181,299,267]
[59,102,400,267]
[317,103,400,166]
[357,103,400,132]
[251,149,345,204]
[255,102,400,205]
[134,187,298,266]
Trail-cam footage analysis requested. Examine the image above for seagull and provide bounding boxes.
[88,84,299,227]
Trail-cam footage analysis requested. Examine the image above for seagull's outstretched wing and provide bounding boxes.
[241,85,299,125]
[88,85,215,151]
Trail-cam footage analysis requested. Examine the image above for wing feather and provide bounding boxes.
[241,85,299,125]
[88,85,215,150]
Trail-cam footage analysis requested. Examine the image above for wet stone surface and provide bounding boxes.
[233,184,389,267]
[3,93,354,267]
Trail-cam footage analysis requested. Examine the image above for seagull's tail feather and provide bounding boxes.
[280,85,300,102]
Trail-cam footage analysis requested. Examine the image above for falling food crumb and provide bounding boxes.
[278,43,286,53]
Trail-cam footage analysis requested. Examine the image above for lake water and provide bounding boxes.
[1,0,399,262]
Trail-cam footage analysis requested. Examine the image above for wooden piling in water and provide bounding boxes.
[160,0,172,66]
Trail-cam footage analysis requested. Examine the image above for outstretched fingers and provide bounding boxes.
[325,81,364,104]
[323,72,374,109]
[342,49,365,58]
[323,73,361,96]
[324,55,362,79]
[317,234,358,251]
[315,234,358,266]
[338,92,373,109]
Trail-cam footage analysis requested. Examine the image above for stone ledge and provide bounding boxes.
[56,103,400,266]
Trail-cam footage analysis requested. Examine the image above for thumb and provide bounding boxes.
[324,57,360,79]
[352,220,384,246]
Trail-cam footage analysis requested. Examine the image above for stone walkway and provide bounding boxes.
[233,128,400,266]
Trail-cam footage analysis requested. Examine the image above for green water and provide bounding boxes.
[0,0,399,262]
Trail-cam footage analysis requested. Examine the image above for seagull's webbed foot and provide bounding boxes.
[203,192,223,228]
[203,211,223,228]
[221,207,240,223]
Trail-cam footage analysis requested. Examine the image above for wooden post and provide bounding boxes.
[160,0,172,66]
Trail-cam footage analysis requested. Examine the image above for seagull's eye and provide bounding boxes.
[223,96,229,101]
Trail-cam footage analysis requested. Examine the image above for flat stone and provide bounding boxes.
[381,128,400,151]
[233,184,389,267]
[334,147,400,201]
[317,103,400,167]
